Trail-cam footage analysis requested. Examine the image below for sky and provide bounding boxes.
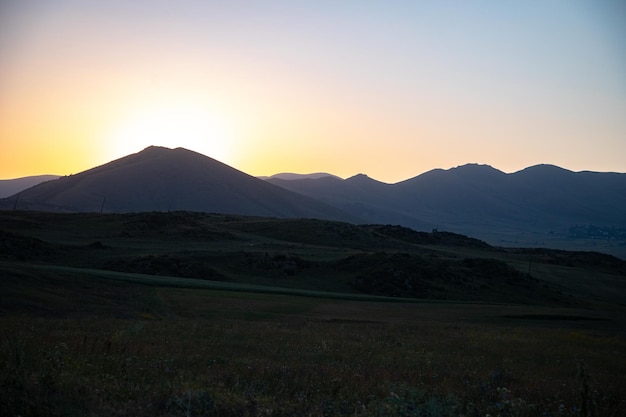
[1,0,625,183]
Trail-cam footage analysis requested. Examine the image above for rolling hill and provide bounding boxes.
[2,210,625,307]
[0,146,356,222]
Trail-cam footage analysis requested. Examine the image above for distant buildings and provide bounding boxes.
[569,225,626,241]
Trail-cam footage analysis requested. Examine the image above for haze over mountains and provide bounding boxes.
[2,146,625,257]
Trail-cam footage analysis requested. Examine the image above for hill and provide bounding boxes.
[0,147,355,222]
[2,210,625,307]
[0,175,60,198]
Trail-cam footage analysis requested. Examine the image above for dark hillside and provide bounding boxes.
[339,252,559,304]
[0,147,357,222]
[502,247,626,275]
[365,224,492,248]
[2,211,624,307]
[267,163,626,258]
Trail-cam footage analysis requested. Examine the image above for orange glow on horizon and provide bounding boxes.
[101,97,239,165]
[1,2,625,182]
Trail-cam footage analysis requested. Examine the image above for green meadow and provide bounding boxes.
[1,211,625,416]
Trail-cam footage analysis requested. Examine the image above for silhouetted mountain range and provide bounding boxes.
[0,147,355,222]
[267,163,626,250]
[257,173,341,181]
[2,148,625,256]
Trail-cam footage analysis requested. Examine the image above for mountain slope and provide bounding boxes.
[0,175,60,198]
[261,172,341,180]
[267,173,432,228]
[265,163,626,253]
[0,147,357,221]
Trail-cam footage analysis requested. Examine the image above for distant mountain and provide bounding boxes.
[0,175,60,198]
[397,163,626,232]
[267,173,430,229]
[0,147,357,222]
[268,163,626,253]
[259,172,341,181]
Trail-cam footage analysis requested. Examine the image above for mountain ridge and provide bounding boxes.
[5,161,625,193]
[265,162,626,257]
[258,172,341,181]
[2,147,625,257]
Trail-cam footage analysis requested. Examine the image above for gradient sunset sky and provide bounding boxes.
[1,1,624,183]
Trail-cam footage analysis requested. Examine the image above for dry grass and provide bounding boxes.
[2,314,625,416]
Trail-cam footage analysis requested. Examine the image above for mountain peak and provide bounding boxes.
[450,163,504,175]
[346,173,369,180]
[266,172,341,181]
[142,145,173,153]
[138,146,200,156]
[346,173,373,183]
[345,174,389,187]
[516,164,573,175]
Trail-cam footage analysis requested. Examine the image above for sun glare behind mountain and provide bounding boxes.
[105,101,235,163]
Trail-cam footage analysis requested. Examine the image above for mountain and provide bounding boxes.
[266,163,626,255]
[259,172,341,181]
[4,149,625,257]
[267,173,431,229]
[0,146,357,222]
[0,175,60,198]
[395,163,626,231]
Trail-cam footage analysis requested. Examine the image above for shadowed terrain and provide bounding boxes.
[1,210,625,416]
[2,210,625,308]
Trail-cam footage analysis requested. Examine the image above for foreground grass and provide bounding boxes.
[2,315,625,417]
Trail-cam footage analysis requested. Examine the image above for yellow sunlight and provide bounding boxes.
[104,100,235,163]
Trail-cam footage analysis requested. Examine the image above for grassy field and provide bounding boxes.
[1,211,625,416]
[2,282,625,416]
